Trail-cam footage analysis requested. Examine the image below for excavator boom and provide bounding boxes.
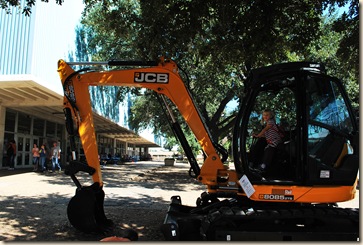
[58,58,228,187]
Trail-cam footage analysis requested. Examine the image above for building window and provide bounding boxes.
[56,124,63,139]
[46,121,56,137]
[2,109,65,168]
[5,110,16,132]
[116,140,125,156]
[18,113,31,134]
[33,118,45,136]
[18,136,24,152]
[25,138,30,152]
[98,136,115,155]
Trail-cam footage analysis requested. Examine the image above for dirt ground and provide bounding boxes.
[0,161,359,242]
[0,161,205,241]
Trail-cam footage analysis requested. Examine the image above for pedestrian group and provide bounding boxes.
[6,139,61,173]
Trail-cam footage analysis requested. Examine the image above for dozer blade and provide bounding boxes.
[67,182,113,233]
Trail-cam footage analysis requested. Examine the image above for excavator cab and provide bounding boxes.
[234,62,359,187]
[163,62,359,241]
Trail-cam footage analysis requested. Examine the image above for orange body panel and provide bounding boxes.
[248,181,357,203]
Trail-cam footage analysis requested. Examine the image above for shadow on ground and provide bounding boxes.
[0,162,201,241]
[0,194,166,241]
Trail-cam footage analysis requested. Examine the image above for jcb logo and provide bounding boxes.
[134,72,169,83]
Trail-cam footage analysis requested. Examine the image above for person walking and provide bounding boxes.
[6,139,16,170]
[50,142,61,172]
[32,143,40,171]
[39,144,47,172]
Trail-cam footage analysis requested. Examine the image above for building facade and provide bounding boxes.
[0,1,158,169]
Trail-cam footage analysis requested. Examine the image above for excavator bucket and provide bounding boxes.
[65,161,113,233]
[67,182,113,233]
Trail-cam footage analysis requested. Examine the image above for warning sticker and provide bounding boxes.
[239,175,255,198]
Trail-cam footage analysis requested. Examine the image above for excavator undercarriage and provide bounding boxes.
[162,194,359,241]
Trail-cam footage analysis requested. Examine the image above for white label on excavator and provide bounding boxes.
[239,175,255,198]
[320,170,330,178]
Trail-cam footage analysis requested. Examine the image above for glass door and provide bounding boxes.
[16,135,31,168]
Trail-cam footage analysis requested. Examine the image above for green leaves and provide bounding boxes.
[76,0,358,155]
[1,0,63,16]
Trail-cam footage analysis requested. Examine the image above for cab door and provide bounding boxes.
[303,74,359,185]
[16,135,31,168]
[240,73,300,183]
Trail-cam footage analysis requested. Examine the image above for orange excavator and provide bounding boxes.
[57,57,359,241]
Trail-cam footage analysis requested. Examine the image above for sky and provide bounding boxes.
[34,0,85,95]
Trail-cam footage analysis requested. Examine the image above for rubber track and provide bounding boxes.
[202,205,359,241]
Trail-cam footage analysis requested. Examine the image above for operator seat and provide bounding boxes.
[310,133,346,167]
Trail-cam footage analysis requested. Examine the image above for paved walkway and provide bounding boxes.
[0,161,359,242]
[0,161,206,208]
[0,161,359,209]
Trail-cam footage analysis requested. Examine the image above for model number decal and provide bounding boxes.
[134,72,169,83]
[259,194,294,200]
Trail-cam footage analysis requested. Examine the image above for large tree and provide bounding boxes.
[80,0,319,135]
[77,0,358,154]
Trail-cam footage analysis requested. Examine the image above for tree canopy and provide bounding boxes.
[3,0,357,155]
[1,0,64,15]
[74,0,358,154]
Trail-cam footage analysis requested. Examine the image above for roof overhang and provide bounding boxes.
[92,113,160,147]
[0,75,159,148]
